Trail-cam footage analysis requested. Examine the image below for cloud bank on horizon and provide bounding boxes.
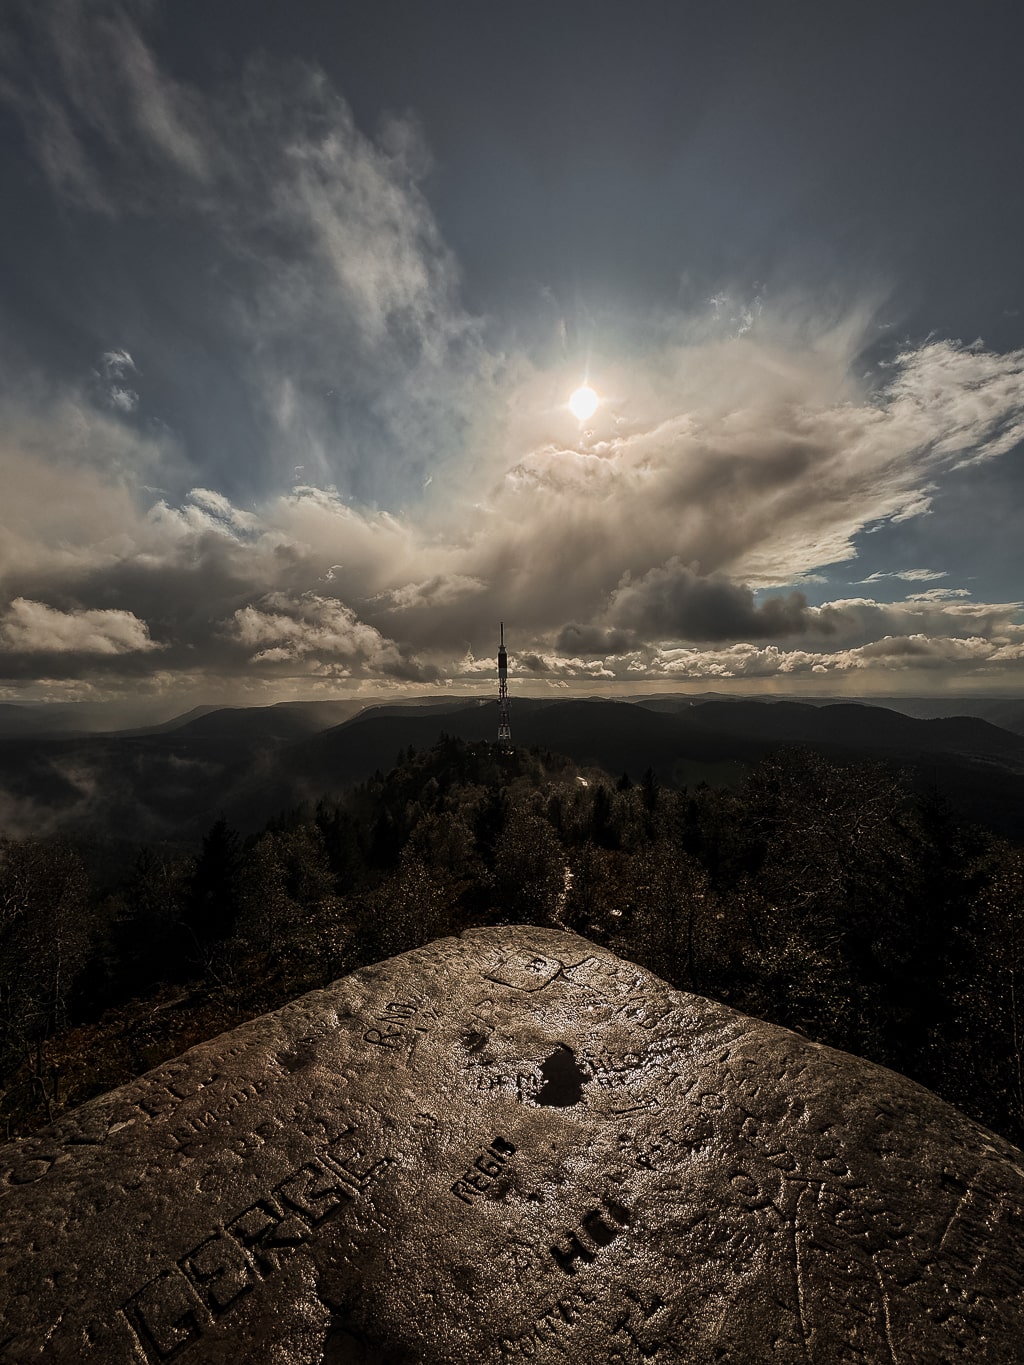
[1,1,1022,707]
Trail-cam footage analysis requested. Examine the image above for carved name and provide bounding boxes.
[120,1133,389,1363]
[451,1136,517,1204]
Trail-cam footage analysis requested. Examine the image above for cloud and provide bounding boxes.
[904,587,972,602]
[555,625,639,656]
[0,5,1022,703]
[1,1,490,509]
[105,386,138,413]
[0,598,159,656]
[427,335,1024,659]
[1,0,210,208]
[810,595,1023,647]
[883,340,1024,468]
[586,631,1024,683]
[97,349,140,413]
[605,559,834,642]
[229,592,440,682]
[100,349,136,378]
[1,335,1022,696]
[372,574,486,613]
[858,569,947,583]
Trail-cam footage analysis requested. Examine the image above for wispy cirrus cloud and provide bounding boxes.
[858,568,947,584]
[1,0,491,508]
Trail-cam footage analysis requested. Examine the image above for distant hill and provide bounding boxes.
[857,695,1024,737]
[1,695,1022,842]
[632,692,1024,737]
[679,698,1023,761]
[0,700,224,739]
[220,697,1024,841]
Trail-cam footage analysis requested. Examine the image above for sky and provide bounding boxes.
[1,0,1023,712]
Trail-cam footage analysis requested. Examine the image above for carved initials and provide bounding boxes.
[551,1196,632,1274]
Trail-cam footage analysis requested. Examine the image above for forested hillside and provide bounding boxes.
[2,696,1022,843]
[2,738,1022,1151]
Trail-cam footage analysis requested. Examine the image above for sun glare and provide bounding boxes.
[569,384,599,421]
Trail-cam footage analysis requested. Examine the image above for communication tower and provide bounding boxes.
[497,622,512,749]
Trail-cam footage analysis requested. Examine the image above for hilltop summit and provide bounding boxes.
[2,926,1023,1361]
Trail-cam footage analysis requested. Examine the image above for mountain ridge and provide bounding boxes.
[1,695,1021,842]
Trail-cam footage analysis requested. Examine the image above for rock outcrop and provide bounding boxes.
[2,925,1023,1362]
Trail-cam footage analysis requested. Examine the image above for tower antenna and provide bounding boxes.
[497,622,511,750]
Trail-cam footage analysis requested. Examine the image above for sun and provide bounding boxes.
[568,384,599,421]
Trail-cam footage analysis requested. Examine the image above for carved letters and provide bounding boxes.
[551,1196,632,1275]
[451,1136,517,1205]
[120,1135,390,1363]
[7,927,1024,1364]
[363,998,417,1046]
[362,1000,427,1066]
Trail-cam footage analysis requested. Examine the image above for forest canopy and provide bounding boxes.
[2,738,1022,1150]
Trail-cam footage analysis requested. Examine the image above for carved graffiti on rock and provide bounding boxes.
[2,926,1023,1364]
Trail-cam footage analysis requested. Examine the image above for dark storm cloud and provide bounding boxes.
[515,654,553,675]
[555,625,638,657]
[607,561,833,643]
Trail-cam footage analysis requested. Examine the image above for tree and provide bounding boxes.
[316,801,364,890]
[641,766,660,814]
[82,847,194,1004]
[952,842,1024,1145]
[492,809,564,924]
[590,784,617,849]
[0,838,93,1126]
[182,819,243,955]
[612,841,713,988]
[563,844,620,936]
[703,750,931,1065]
[362,849,460,961]
[409,811,481,882]
[236,833,296,961]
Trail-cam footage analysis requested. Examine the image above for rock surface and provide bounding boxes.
[2,925,1024,1363]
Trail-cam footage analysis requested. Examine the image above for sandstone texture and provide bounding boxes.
[2,926,1023,1363]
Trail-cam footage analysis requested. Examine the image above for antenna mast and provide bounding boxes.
[497,622,511,749]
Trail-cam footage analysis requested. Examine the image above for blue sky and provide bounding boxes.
[1,0,1022,706]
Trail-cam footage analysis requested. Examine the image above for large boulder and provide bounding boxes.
[2,925,1023,1362]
